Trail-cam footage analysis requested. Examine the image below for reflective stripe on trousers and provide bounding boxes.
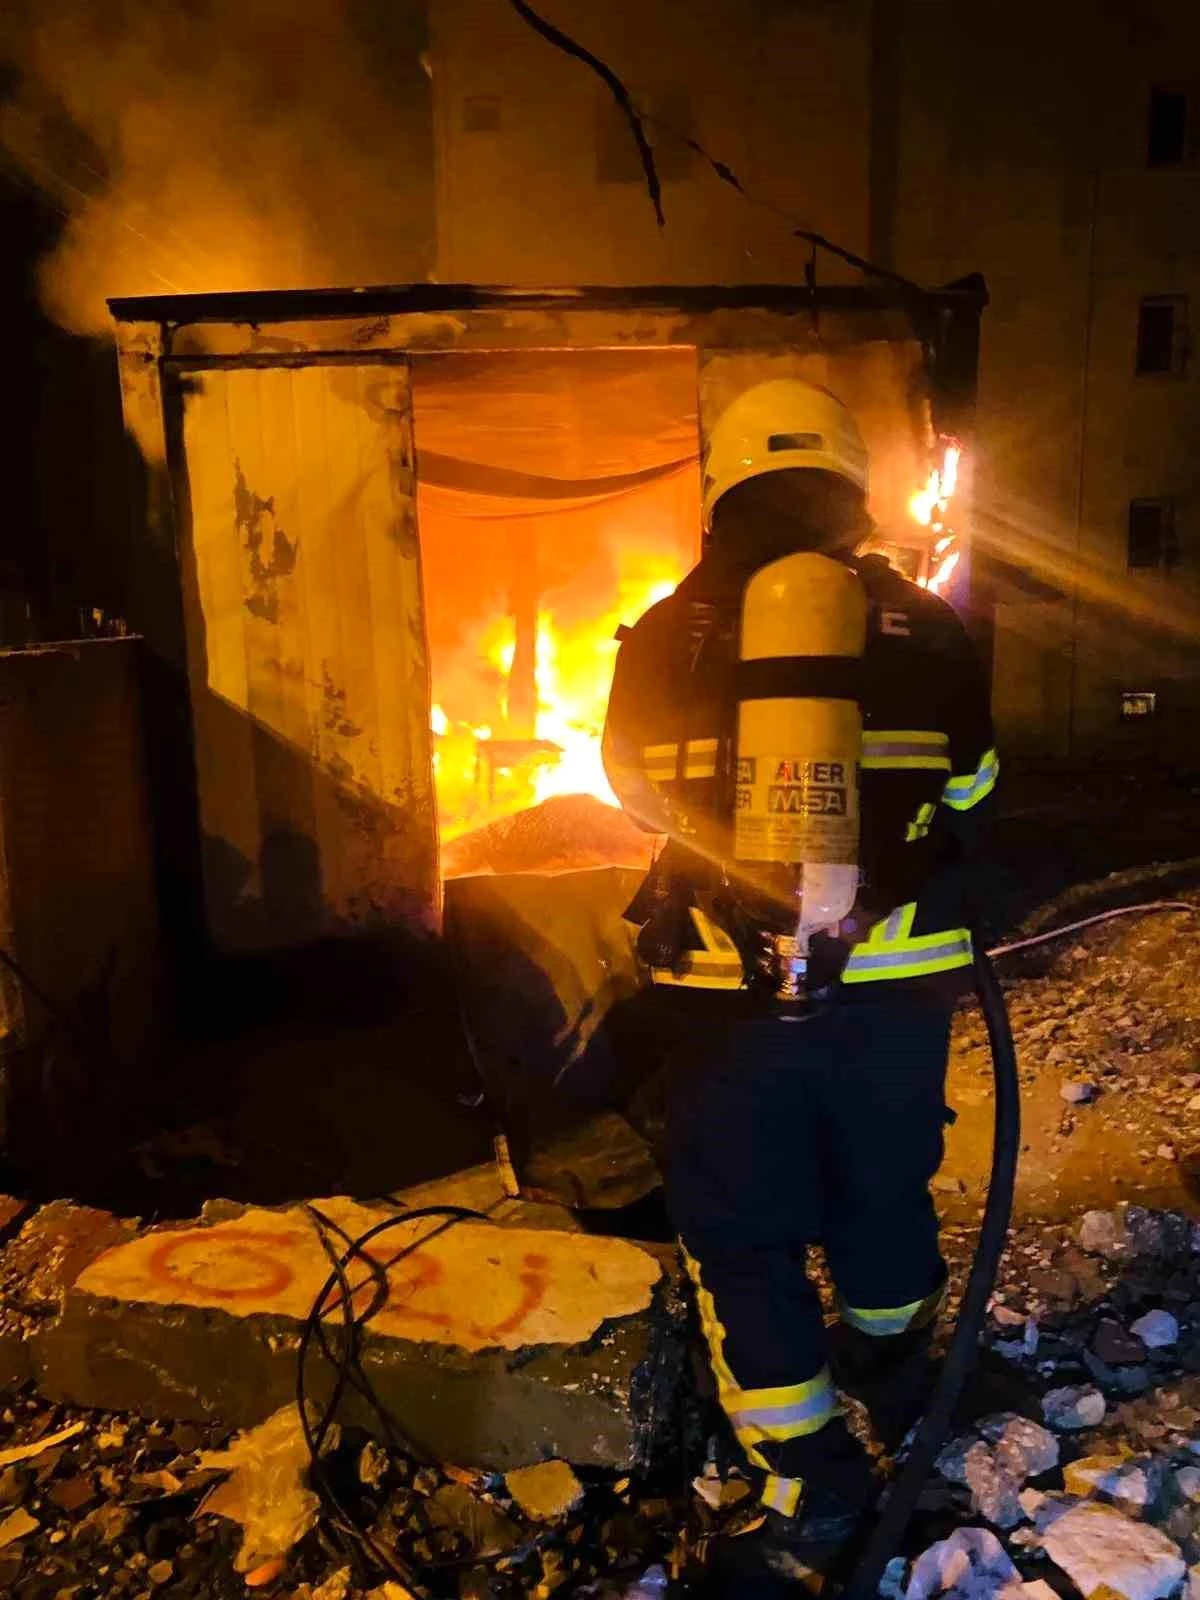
[683,1249,837,1510]
[837,1282,946,1336]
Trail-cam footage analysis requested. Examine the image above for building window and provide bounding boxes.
[1135,295,1188,374]
[596,88,695,185]
[1147,87,1188,167]
[1127,498,1178,570]
[462,95,501,134]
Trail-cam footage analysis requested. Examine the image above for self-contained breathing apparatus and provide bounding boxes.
[633,549,868,1004]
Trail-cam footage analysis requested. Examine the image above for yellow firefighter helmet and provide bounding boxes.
[702,379,870,530]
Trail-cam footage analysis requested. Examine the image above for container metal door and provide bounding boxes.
[171,358,437,952]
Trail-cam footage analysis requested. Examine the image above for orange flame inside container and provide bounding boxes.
[431,565,683,841]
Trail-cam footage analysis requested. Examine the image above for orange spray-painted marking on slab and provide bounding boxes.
[148,1229,297,1302]
[472,1252,550,1342]
[146,1229,556,1347]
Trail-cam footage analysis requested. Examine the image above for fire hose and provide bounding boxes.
[842,897,1195,1600]
[840,942,1018,1600]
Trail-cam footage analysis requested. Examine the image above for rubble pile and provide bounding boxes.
[891,1202,1200,1600]
[951,911,1200,1189]
[0,1395,685,1599]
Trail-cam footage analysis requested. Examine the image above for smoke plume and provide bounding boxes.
[0,0,434,335]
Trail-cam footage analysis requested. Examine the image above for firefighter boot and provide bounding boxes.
[829,1320,938,1455]
[705,1419,877,1597]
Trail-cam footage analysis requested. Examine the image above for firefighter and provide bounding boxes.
[601,380,997,1591]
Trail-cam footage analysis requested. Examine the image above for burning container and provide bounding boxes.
[109,282,986,988]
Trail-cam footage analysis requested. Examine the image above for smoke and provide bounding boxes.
[0,0,434,336]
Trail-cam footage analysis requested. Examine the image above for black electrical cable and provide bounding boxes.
[297,1205,488,1594]
[842,945,1020,1600]
[303,1205,405,1449]
[298,1202,551,1592]
[631,108,924,291]
[506,0,665,224]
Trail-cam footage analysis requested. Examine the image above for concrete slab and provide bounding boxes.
[0,1201,139,1397]
[36,1197,683,1470]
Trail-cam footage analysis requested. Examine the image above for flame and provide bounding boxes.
[912,439,964,594]
[430,703,449,736]
[432,564,683,841]
[926,548,961,595]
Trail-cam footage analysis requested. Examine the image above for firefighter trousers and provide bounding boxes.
[665,996,952,1515]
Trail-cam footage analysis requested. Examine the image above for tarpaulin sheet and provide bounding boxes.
[411,350,701,681]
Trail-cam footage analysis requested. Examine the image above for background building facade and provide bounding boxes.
[1,0,1197,761]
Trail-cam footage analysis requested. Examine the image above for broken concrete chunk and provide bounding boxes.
[964,1442,1024,1529]
[1081,1210,1128,1258]
[1077,1206,1187,1263]
[1131,1311,1180,1349]
[311,1569,353,1600]
[0,1507,38,1548]
[905,1527,1018,1600]
[1063,1454,1157,1512]
[40,1194,679,1470]
[358,1439,389,1488]
[978,1414,1060,1477]
[936,1436,975,1486]
[0,1418,86,1468]
[1043,1385,1107,1431]
[1061,1081,1099,1104]
[941,1417,1060,1530]
[1019,1488,1048,1520]
[1041,1502,1185,1600]
[504,1460,585,1522]
[621,1565,669,1598]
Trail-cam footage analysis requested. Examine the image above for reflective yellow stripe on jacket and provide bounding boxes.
[648,907,744,990]
[861,729,951,771]
[641,738,719,781]
[942,747,999,811]
[843,901,973,984]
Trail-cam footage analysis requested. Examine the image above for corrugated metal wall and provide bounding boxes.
[175,360,437,952]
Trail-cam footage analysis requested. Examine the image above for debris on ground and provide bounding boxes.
[505,1460,586,1522]
[0,1505,39,1548]
[1133,1310,1181,1349]
[0,889,1197,1596]
[1040,1501,1186,1600]
[1043,1386,1108,1431]
[904,1526,1018,1600]
[195,1404,322,1572]
[0,1417,85,1467]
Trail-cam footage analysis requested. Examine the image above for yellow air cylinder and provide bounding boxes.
[733,552,868,933]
